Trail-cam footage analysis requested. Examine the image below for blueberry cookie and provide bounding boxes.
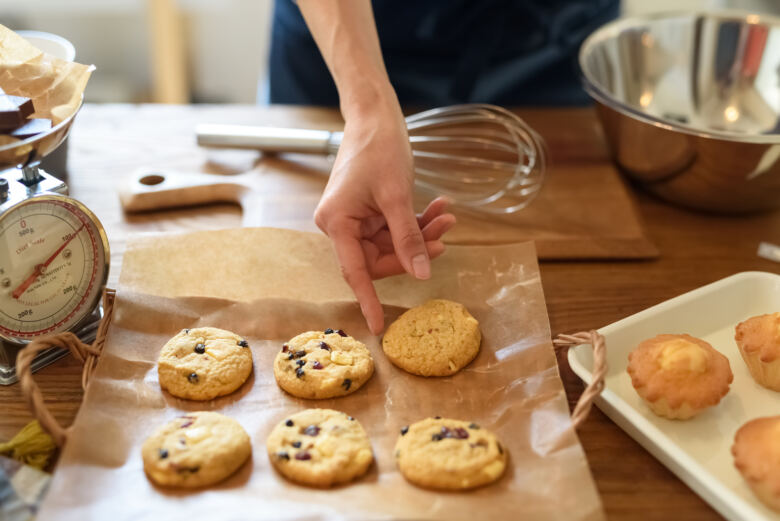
[142,411,251,488]
[394,417,506,490]
[266,408,373,487]
[158,327,253,401]
[273,329,374,399]
[382,300,481,377]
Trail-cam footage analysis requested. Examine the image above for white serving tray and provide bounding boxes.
[568,271,780,521]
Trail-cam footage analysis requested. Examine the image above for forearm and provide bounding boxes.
[296,0,399,119]
[299,3,447,334]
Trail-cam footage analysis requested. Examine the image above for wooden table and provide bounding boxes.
[1,104,779,520]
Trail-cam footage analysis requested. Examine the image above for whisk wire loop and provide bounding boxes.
[405,104,546,214]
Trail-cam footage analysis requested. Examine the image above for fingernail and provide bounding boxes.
[412,254,430,280]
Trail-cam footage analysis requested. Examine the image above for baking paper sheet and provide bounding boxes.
[0,24,92,126]
[36,228,604,520]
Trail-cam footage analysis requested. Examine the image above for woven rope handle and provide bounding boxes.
[16,289,116,447]
[553,330,607,430]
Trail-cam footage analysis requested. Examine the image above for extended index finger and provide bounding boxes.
[329,226,384,335]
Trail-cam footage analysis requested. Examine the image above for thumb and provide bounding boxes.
[381,196,430,280]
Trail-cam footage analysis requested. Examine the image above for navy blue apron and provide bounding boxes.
[269,0,618,106]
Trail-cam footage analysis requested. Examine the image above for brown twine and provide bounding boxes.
[553,330,608,430]
[16,289,116,447]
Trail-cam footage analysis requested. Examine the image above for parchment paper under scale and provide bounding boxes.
[36,228,604,521]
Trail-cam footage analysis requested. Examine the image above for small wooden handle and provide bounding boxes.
[553,330,608,430]
[119,168,248,213]
[16,289,116,447]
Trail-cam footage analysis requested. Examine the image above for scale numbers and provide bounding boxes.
[0,195,109,340]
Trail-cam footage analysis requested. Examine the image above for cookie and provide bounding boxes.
[158,327,253,401]
[627,334,733,420]
[273,329,374,399]
[142,411,251,488]
[733,416,780,511]
[394,417,506,490]
[735,312,780,391]
[382,299,481,376]
[266,408,373,487]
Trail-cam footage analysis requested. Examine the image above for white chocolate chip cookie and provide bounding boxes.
[142,411,251,488]
[158,327,253,401]
[273,329,374,399]
[266,408,373,487]
[394,417,506,490]
[382,300,481,376]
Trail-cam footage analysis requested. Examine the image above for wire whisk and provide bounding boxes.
[196,103,546,215]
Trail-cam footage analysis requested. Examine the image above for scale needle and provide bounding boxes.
[11,223,85,300]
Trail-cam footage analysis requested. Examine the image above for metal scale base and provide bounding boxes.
[0,309,102,385]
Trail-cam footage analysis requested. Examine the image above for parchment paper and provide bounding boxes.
[0,24,92,126]
[37,228,604,521]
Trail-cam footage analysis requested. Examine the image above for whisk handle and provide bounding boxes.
[196,124,338,155]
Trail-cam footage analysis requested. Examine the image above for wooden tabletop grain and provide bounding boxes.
[1,104,778,520]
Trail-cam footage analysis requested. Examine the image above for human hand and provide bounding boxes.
[314,104,455,335]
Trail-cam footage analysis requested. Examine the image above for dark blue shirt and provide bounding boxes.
[269,0,619,106]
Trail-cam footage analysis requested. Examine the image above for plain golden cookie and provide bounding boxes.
[142,411,251,488]
[382,299,481,376]
[735,312,780,391]
[266,408,373,487]
[158,327,253,401]
[733,416,780,511]
[273,329,374,399]
[394,417,506,490]
[627,333,732,420]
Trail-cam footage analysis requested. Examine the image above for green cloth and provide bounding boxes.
[0,421,56,470]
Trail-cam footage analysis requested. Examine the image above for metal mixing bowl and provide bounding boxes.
[580,10,780,213]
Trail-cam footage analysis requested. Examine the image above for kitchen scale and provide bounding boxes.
[0,100,109,385]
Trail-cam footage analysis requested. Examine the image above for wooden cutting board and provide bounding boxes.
[86,104,657,259]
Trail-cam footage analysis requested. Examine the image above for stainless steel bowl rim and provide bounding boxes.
[579,9,780,145]
[0,95,84,154]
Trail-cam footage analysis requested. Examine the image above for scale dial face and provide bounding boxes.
[0,195,109,342]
